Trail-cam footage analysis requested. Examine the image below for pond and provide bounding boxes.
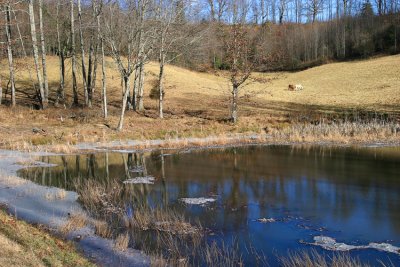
[19,145,400,266]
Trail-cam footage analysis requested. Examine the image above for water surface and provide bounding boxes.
[19,145,400,265]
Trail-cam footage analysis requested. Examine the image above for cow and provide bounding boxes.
[288,84,304,91]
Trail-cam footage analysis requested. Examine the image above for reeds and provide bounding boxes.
[114,233,130,251]
[124,205,201,237]
[280,250,369,267]
[270,120,399,143]
[60,211,88,235]
[93,219,113,238]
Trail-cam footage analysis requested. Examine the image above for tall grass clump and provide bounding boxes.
[280,250,371,267]
[272,111,400,143]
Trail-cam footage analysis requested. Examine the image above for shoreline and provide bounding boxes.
[3,132,400,154]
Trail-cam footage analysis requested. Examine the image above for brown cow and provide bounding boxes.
[288,84,295,91]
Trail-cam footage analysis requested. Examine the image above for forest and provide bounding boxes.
[0,0,399,129]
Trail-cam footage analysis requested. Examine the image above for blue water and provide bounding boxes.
[19,145,400,266]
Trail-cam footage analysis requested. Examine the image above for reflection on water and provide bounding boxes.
[19,145,400,265]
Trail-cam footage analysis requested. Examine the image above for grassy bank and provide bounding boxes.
[0,208,94,267]
[0,106,398,153]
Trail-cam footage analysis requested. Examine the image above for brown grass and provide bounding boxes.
[114,233,130,251]
[0,209,94,267]
[269,120,399,143]
[0,55,399,151]
[124,204,201,237]
[74,179,124,215]
[93,219,113,239]
[60,211,88,235]
[280,250,372,267]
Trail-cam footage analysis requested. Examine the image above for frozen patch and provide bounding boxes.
[257,218,276,223]
[368,242,400,254]
[309,236,400,255]
[180,197,216,205]
[123,176,155,184]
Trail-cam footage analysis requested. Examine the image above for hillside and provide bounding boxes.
[0,55,399,149]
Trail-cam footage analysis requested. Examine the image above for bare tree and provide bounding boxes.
[155,0,201,118]
[96,0,107,118]
[28,0,46,109]
[0,66,2,106]
[224,0,254,123]
[71,0,79,105]
[56,0,65,104]
[39,0,49,104]
[103,0,142,130]
[86,0,101,108]
[12,8,37,94]
[342,0,348,57]
[4,2,16,106]
[278,0,288,23]
[77,0,88,105]
[217,0,228,22]
[208,0,216,20]
[131,0,149,111]
[294,0,303,23]
[307,0,324,22]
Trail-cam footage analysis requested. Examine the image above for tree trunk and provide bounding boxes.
[117,75,131,131]
[78,0,88,106]
[138,62,145,111]
[231,84,238,123]
[87,41,94,108]
[39,0,49,104]
[87,1,100,108]
[56,0,65,104]
[132,67,139,110]
[0,72,2,106]
[97,12,107,118]
[158,52,165,119]
[91,43,99,97]
[101,38,107,118]
[342,20,346,58]
[342,0,347,58]
[71,0,79,105]
[28,0,46,109]
[208,0,216,20]
[5,4,16,107]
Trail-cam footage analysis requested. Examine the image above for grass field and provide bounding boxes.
[0,54,399,150]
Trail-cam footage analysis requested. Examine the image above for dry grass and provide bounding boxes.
[114,233,130,251]
[124,205,201,237]
[0,55,399,151]
[0,209,94,267]
[269,120,400,143]
[280,250,373,267]
[93,219,113,239]
[60,211,88,235]
[200,241,244,267]
[74,179,124,215]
